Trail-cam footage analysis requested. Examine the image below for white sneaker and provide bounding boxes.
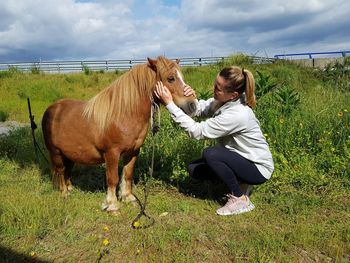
[216,194,255,216]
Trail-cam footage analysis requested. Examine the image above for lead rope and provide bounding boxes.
[131,101,160,229]
[27,98,49,165]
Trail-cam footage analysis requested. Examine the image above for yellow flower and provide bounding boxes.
[136,248,141,255]
[337,111,344,117]
[103,239,109,246]
[103,226,109,232]
[133,221,141,228]
[279,118,284,124]
[29,251,36,257]
[344,109,348,112]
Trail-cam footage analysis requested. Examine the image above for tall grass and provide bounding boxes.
[0,56,349,262]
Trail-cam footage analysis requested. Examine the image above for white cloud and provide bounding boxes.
[0,0,349,61]
[0,0,134,60]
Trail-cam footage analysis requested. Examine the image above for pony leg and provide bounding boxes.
[64,158,74,193]
[51,152,69,198]
[118,151,139,203]
[102,149,121,212]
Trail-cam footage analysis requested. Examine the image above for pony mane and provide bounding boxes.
[83,56,177,134]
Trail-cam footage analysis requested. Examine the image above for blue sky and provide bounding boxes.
[0,0,349,62]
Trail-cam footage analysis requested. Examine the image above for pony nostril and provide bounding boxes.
[189,102,197,113]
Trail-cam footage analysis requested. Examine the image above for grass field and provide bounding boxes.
[0,55,349,262]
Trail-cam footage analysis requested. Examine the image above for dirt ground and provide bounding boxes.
[0,121,27,135]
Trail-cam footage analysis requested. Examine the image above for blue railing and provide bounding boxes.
[274,51,350,59]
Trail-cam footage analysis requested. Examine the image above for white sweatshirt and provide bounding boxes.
[166,96,274,179]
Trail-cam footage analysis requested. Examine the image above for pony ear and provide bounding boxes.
[147,57,157,71]
[175,59,180,64]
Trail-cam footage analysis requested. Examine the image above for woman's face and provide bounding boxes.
[213,75,237,103]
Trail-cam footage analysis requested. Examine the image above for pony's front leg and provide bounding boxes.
[118,150,139,203]
[102,149,121,212]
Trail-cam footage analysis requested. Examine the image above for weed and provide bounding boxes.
[82,64,91,75]
[274,84,300,115]
[0,67,20,78]
[198,90,212,100]
[0,110,9,122]
[255,70,277,99]
[30,64,41,74]
[224,53,254,66]
[318,57,350,90]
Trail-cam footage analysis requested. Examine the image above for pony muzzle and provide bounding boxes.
[179,99,199,116]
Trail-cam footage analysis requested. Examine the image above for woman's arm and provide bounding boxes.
[156,81,216,117]
[155,82,245,140]
[166,102,245,140]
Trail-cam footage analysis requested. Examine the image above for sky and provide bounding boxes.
[0,0,349,62]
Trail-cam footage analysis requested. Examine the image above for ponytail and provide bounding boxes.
[219,66,257,108]
[242,69,256,108]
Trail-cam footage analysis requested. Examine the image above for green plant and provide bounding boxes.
[320,58,350,90]
[224,53,254,66]
[255,70,277,99]
[30,64,41,74]
[198,90,212,100]
[0,110,9,122]
[82,64,91,75]
[0,66,21,78]
[274,84,300,115]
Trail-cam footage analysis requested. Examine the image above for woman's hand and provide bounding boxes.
[155,81,173,105]
[184,85,196,98]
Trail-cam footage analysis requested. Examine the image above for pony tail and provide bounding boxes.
[243,69,256,108]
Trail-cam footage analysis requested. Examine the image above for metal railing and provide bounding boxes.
[274,51,350,59]
[0,56,275,73]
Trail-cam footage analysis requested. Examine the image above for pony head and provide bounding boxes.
[148,56,198,116]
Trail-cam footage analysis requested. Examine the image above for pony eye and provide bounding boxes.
[167,76,176,83]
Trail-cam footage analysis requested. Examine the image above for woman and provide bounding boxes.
[155,66,274,215]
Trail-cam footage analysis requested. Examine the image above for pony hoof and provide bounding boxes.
[102,202,120,212]
[101,202,108,211]
[61,191,69,199]
[67,185,73,192]
[120,194,137,203]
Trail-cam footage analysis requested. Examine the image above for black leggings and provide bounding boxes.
[188,146,267,197]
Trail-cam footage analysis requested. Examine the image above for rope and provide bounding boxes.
[27,98,49,164]
[131,101,160,229]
